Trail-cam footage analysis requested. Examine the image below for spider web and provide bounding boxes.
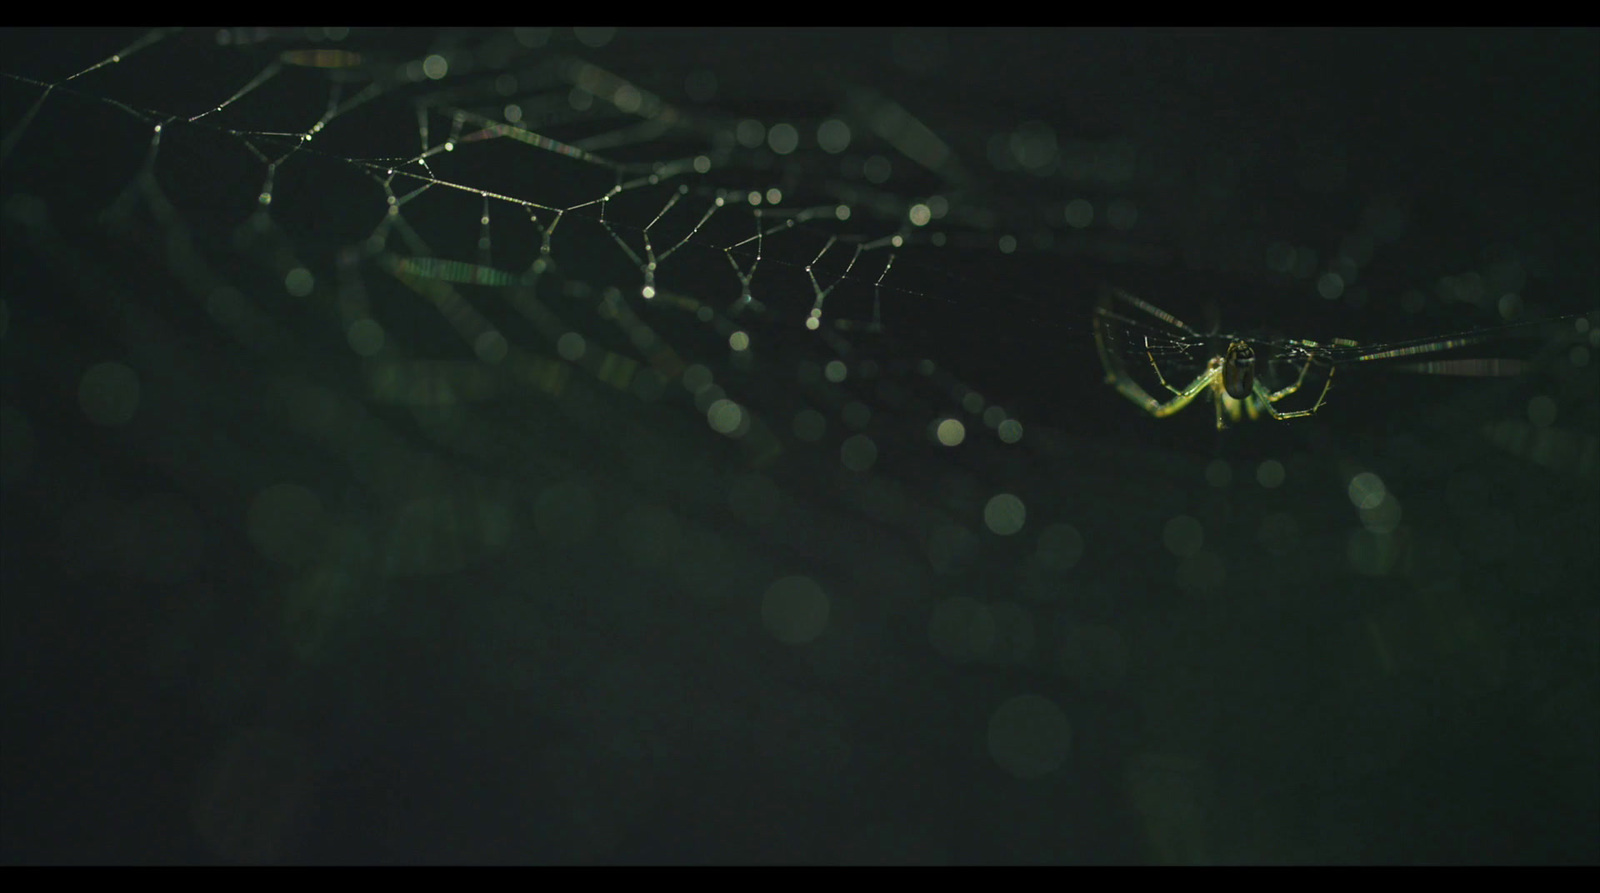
[1,27,1596,865]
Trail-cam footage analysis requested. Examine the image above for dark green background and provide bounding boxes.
[1,27,1596,864]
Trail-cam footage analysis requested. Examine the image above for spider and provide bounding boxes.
[1092,286,1569,430]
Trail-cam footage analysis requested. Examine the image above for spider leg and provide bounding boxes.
[1265,351,1316,402]
[1093,309,1219,418]
[1105,365,1217,418]
[1256,362,1336,420]
[1140,338,1223,417]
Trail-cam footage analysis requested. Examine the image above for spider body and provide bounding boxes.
[1092,286,1579,431]
[1094,288,1331,430]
